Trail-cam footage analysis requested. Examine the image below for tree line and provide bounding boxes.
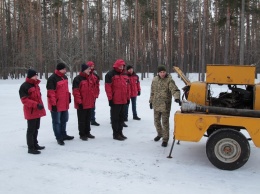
[0,0,259,80]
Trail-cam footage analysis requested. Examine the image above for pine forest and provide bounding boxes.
[0,0,260,80]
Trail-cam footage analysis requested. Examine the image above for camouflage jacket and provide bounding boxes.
[149,74,180,112]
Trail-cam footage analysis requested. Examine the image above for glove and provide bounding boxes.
[138,91,141,96]
[127,100,130,105]
[52,106,57,112]
[175,99,182,106]
[78,104,83,110]
[37,104,44,110]
[109,100,114,107]
[150,103,153,109]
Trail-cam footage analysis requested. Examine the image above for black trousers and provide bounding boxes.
[77,108,91,137]
[27,118,40,149]
[111,104,124,136]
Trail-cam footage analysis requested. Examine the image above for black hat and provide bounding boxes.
[56,63,66,70]
[157,65,166,72]
[81,63,90,72]
[27,69,38,78]
[126,65,133,71]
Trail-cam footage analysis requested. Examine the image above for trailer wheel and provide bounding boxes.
[206,128,250,170]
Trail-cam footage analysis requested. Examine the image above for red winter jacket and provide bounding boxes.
[90,70,100,98]
[19,78,46,120]
[46,70,70,112]
[127,72,141,97]
[105,69,130,104]
[72,72,95,109]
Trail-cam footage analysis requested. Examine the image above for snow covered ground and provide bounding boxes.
[0,72,260,194]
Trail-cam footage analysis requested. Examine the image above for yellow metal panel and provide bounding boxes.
[187,82,207,105]
[174,111,260,147]
[173,66,191,86]
[254,84,260,110]
[206,64,255,85]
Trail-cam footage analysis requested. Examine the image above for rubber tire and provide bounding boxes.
[206,128,250,170]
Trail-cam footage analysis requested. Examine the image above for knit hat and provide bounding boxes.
[56,63,66,70]
[87,61,95,67]
[81,63,90,72]
[157,65,166,72]
[126,65,133,71]
[27,69,38,78]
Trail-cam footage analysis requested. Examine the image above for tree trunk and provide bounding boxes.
[239,0,245,65]
[224,5,230,64]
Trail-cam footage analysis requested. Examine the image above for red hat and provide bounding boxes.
[113,59,125,68]
[86,61,95,67]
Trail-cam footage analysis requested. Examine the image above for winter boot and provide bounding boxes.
[123,122,128,127]
[28,149,41,154]
[35,144,45,150]
[133,116,141,120]
[80,136,88,141]
[91,121,100,126]
[161,142,168,147]
[113,134,125,141]
[63,135,74,140]
[154,136,162,142]
[87,133,95,139]
[57,140,65,145]
[120,132,127,139]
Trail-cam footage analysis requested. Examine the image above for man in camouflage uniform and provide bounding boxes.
[149,65,181,147]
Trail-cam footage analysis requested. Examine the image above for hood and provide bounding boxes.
[113,59,125,68]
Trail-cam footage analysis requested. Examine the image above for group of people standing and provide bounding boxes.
[19,59,144,154]
[19,59,181,155]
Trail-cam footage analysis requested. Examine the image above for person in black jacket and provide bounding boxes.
[19,69,46,154]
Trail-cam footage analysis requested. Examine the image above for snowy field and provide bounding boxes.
[0,72,260,194]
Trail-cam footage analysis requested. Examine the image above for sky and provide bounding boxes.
[0,72,260,194]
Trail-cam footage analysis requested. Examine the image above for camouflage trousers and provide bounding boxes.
[154,110,170,142]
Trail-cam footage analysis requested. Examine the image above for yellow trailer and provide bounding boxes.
[169,65,260,170]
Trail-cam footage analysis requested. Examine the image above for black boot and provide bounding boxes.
[154,136,162,142]
[35,144,45,150]
[28,149,41,154]
[161,142,168,147]
[87,133,95,139]
[123,122,128,127]
[124,118,128,122]
[119,131,127,139]
[113,134,125,141]
[57,140,65,145]
[133,116,141,120]
[63,135,74,140]
[80,136,88,141]
[91,121,100,126]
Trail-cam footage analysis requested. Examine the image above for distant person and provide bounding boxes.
[105,59,130,141]
[19,69,46,154]
[86,61,100,126]
[72,64,96,141]
[124,65,141,121]
[46,63,74,146]
[149,65,181,147]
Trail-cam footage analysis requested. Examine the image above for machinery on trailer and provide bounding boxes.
[169,64,260,170]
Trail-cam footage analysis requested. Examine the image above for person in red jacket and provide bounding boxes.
[86,61,100,126]
[72,64,96,140]
[46,63,74,146]
[124,65,141,121]
[105,59,130,141]
[19,69,46,154]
